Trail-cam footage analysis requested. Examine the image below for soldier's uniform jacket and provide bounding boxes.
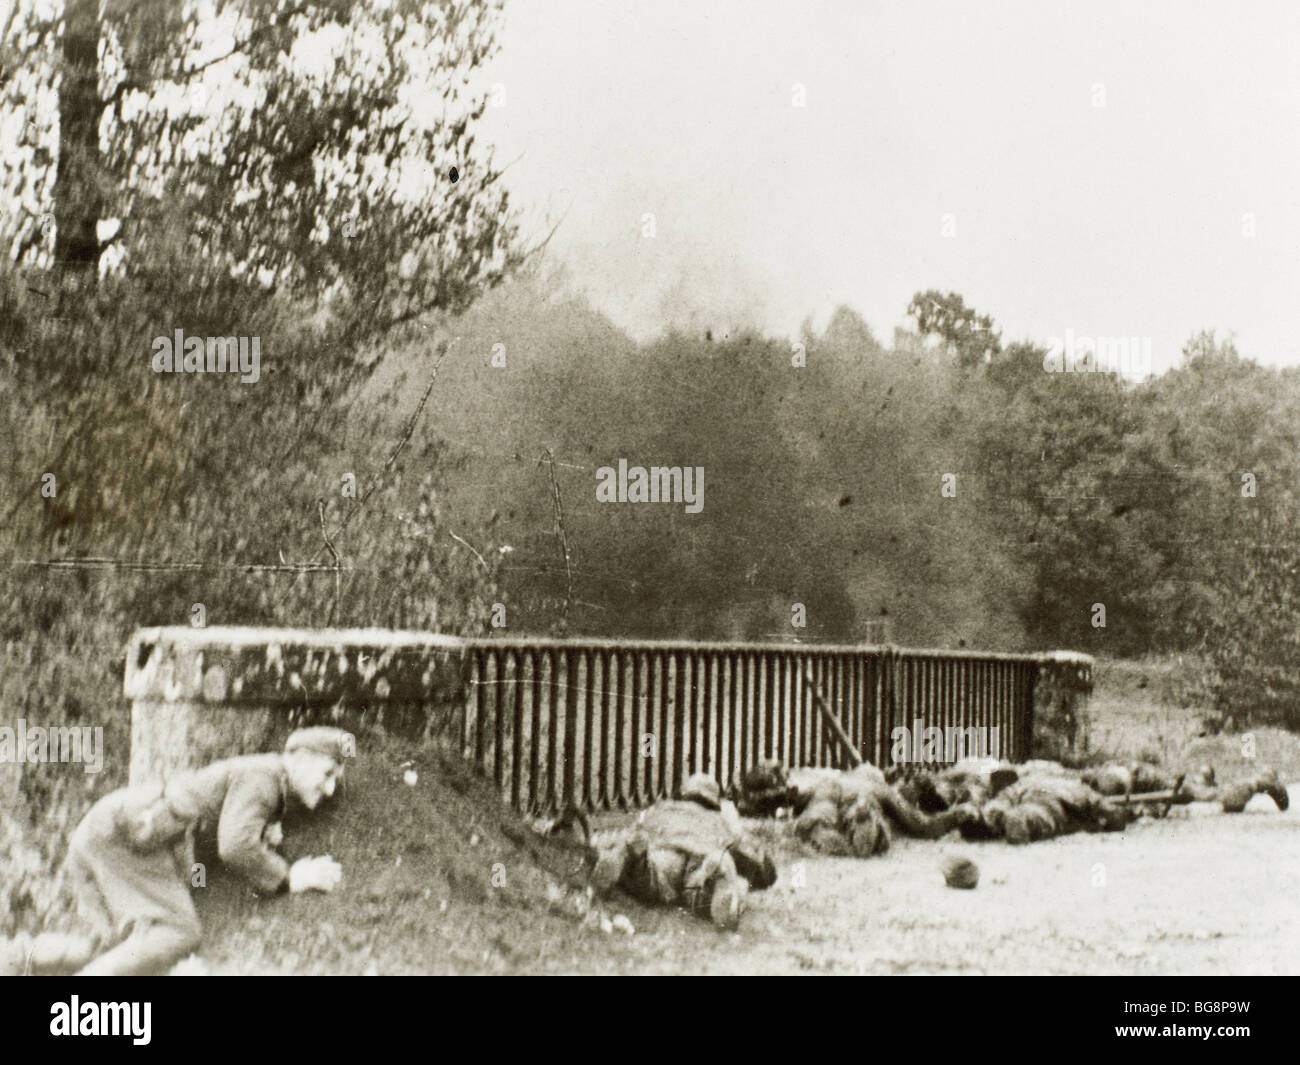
[116,753,292,892]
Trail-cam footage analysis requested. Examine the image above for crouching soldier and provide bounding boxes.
[592,773,777,930]
[17,727,351,976]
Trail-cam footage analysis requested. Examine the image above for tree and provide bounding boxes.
[52,0,102,277]
[969,339,1168,651]
[1202,486,1300,729]
[906,289,1001,370]
[4,0,520,387]
[1,0,523,560]
[1130,331,1300,649]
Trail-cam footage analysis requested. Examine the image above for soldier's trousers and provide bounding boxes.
[61,792,203,975]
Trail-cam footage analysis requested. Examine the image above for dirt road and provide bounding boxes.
[193,725,1299,976]
[569,792,1299,976]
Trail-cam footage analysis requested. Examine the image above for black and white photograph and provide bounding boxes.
[1,0,1297,1033]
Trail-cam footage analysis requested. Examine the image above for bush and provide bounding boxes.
[1199,492,1300,731]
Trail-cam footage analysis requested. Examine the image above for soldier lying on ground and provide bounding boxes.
[591,773,777,930]
[2,726,350,976]
[733,759,982,855]
[791,762,980,857]
[892,757,1289,845]
[889,758,1022,813]
[1080,761,1203,799]
[961,761,1134,843]
[1080,762,1289,812]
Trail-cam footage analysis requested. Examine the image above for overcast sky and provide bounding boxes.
[476,0,1300,375]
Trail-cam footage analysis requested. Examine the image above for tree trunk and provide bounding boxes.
[53,0,101,280]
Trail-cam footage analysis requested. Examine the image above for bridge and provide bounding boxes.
[124,626,1093,813]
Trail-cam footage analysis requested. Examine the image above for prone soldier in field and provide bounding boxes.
[1082,762,1289,813]
[8,726,351,976]
[591,773,778,930]
[793,762,981,857]
[892,757,1289,845]
[732,759,980,856]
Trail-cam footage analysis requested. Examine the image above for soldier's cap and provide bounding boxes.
[285,726,352,763]
[681,773,722,810]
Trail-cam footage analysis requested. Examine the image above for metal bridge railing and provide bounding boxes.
[120,627,1090,812]
[460,639,1077,814]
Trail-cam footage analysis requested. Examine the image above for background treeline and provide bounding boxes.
[374,275,1300,671]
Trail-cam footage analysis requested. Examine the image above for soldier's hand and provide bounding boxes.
[288,855,343,893]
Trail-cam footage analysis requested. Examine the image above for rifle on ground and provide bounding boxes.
[1099,774,1190,818]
